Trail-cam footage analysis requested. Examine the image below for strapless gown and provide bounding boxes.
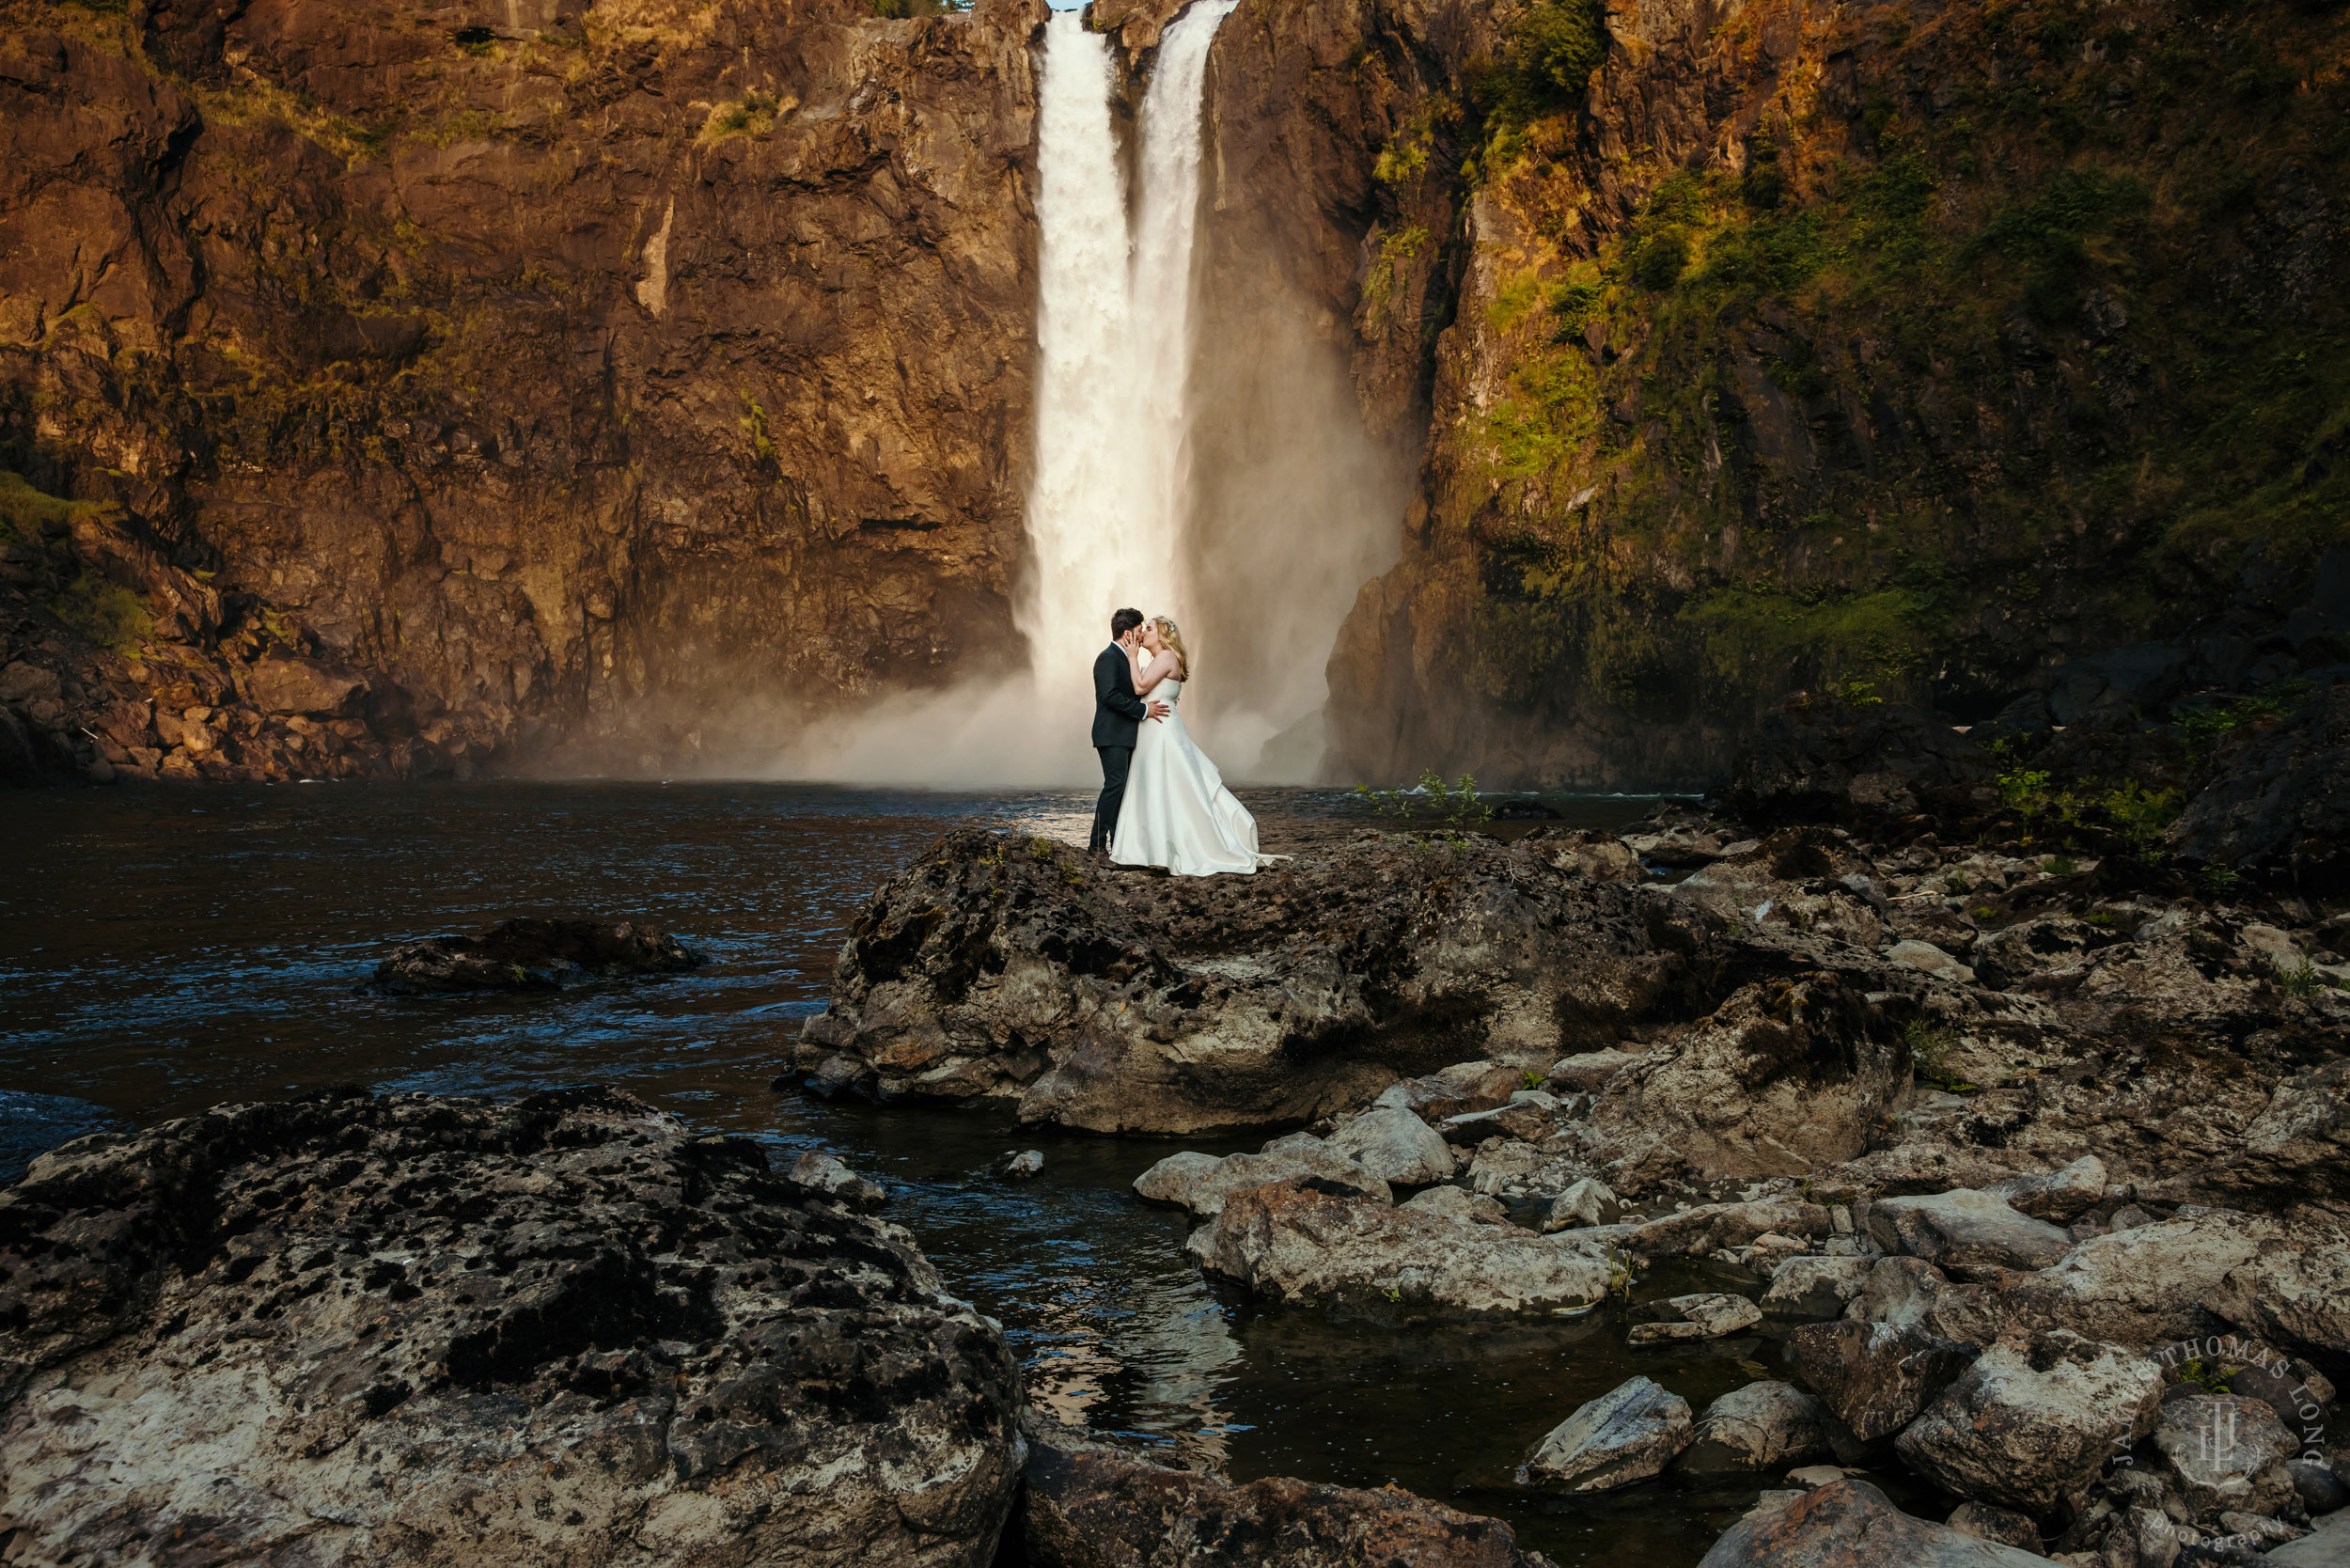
[1109,678,1268,876]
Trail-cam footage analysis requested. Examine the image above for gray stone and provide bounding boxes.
[1888,939,1976,985]
[992,1149,1043,1180]
[1790,1320,1977,1443]
[1542,1176,1616,1232]
[1371,1060,1531,1123]
[1518,1375,1694,1492]
[1869,1189,2074,1272]
[788,1149,888,1210]
[2286,1456,2348,1515]
[1547,1050,1644,1091]
[1984,1156,2107,1223]
[1438,1098,1555,1145]
[1762,1255,1875,1320]
[1327,1105,1458,1186]
[2264,1510,2350,1568]
[1628,1293,1764,1345]
[1696,1478,2059,1566]
[1675,1382,1829,1475]
[2154,1394,2299,1521]
[1132,1137,1391,1218]
[1894,1329,2164,1516]
[1399,1184,1510,1227]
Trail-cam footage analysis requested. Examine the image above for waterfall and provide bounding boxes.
[1019,1,1235,701]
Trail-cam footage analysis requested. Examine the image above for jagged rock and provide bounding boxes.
[1438,1094,1557,1145]
[1186,1177,1611,1316]
[1525,827,1640,883]
[786,1149,888,1210]
[1943,1503,2043,1552]
[797,831,1758,1134]
[1696,1478,2054,1566]
[1894,1329,2164,1516]
[0,1089,1025,1567]
[991,1149,1044,1180]
[2173,685,2350,890]
[2154,1395,2299,1521]
[1579,973,1913,1188]
[370,917,705,993]
[1629,1293,1763,1344]
[1984,1156,2107,1223]
[1018,1416,1559,1567]
[1541,1176,1616,1231]
[1399,1184,1511,1226]
[1546,1050,1645,1091]
[1374,1060,1531,1121]
[244,653,369,716]
[1133,1136,1392,1218]
[1790,1321,1977,1443]
[1328,1105,1457,1185]
[1518,1376,1694,1491]
[0,1090,127,1184]
[1675,1382,1831,1475]
[1762,1256,1875,1321]
[1889,940,1978,985]
[2002,1213,2289,1350]
[1868,1189,2075,1272]
[1604,1196,1836,1260]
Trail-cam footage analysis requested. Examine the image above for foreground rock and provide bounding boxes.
[1519,1376,1694,1491]
[370,917,706,993]
[1675,1383,1831,1475]
[1134,1135,1392,1217]
[1697,1479,2055,1566]
[0,1088,1023,1566]
[1188,1176,1610,1315]
[1020,1417,1558,1567]
[1893,1330,2164,1516]
[1790,1321,1977,1444]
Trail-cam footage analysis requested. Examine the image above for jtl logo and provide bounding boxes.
[2198,1407,2241,1473]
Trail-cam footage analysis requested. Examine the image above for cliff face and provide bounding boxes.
[1322,0,2350,786]
[1,0,1044,782]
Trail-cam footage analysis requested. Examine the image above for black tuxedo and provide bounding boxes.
[1089,642,1148,852]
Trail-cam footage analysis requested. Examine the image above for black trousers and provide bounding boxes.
[1090,745,1133,852]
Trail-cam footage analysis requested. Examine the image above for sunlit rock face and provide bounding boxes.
[0,0,1045,779]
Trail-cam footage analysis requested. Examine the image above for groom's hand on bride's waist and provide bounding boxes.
[1149,701,1170,721]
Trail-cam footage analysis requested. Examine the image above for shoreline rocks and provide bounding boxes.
[370,917,705,993]
[0,1088,1024,1567]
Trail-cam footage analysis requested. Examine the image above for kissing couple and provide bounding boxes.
[1085,607,1272,876]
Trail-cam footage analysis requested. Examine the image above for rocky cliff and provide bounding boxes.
[1,0,1044,782]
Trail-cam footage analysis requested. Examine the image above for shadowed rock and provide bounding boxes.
[1697,1479,2055,1566]
[0,1087,1025,1566]
[371,917,706,993]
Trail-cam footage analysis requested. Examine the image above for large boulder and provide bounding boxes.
[2216,1239,2350,1371]
[1187,1177,1611,1316]
[0,1089,1026,1567]
[1696,1478,2055,1566]
[1892,1329,2164,1517]
[791,830,1786,1134]
[1762,1256,1875,1321]
[1518,1376,1694,1491]
[371,917,706,993]
[243,652,370,716]
[1867,1189,2074,1273]
[1019,1419,1559,1567]
[2153,1394,2301,1522]
[1789,1321,1977,1444]
[1326,1105,1457,1185]
[2172,685,2350,890]
[1132,1135,1392,1218]
[1675,1382,1831,1475]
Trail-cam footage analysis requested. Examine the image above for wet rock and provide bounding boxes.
[1790,1321,1978,1443]
[1943,1502,2043,1552]
[2154,1395,2299,1521]
[786,1149,888,1210]
[0,1088,1024,1567]
[0,1090,128,1184]
[1630,1293,1764,1344]
[1675,1382,1830,1475]
[1329,1105,1458,1185]
[1542,1176,1617,1231]
[1894,1329,2164,1516]
[1696,1477,2052,1566]
[1868,1189,2075,1272]
[801,831,1748,1134]
[992,1149,1044,1180]
[1187,1176,1610,1316]
[370,917,705,993]
[1019,1416,1559,1567]
[1518,1375,1694,1491]
[1133,1136,1392,1218]
[1762,1256,1875,1321]
[1606,1196,1836,1261]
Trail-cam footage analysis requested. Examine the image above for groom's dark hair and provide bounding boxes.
[1110,607,1144,639]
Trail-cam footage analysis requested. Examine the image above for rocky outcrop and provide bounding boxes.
[0,1088,1026,1565]
[370,916,705,992]
[2174,685,2350,891]
[1017,1416,1559,1568]
[0,1089,125,1184]
[1,0,1047,783]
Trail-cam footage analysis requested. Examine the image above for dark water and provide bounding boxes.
[0,781,1781,1564]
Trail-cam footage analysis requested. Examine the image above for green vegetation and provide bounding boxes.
[0,472,153,655]
[2199,865,2241,897]
[1904,1021,1976,1093]
[1479,0,1607,131]
[2043,855,2077,876]
[740,396,776,462]
[1354,769,1495,828]
[2275,951,2326,998]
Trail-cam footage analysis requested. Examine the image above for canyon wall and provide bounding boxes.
[1,0,1045,781]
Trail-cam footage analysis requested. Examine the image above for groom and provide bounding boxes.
[1089,606,1169,856]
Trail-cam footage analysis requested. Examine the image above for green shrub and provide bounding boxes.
[1482,0,1607,127]
[47,573,152,654]
[1632,228,1692,290]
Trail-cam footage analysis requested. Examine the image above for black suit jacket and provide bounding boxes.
[1091,643,1147,749]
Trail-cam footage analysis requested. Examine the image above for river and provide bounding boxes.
[0,780,1801,1565]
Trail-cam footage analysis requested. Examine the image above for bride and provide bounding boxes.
[1109,617,1270,877]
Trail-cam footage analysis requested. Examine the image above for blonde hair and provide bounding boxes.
[1151,616,1192,681]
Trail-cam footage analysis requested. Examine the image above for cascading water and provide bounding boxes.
[1020,2,1237,699]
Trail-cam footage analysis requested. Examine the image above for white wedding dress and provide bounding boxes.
[1109,674,1269,876]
